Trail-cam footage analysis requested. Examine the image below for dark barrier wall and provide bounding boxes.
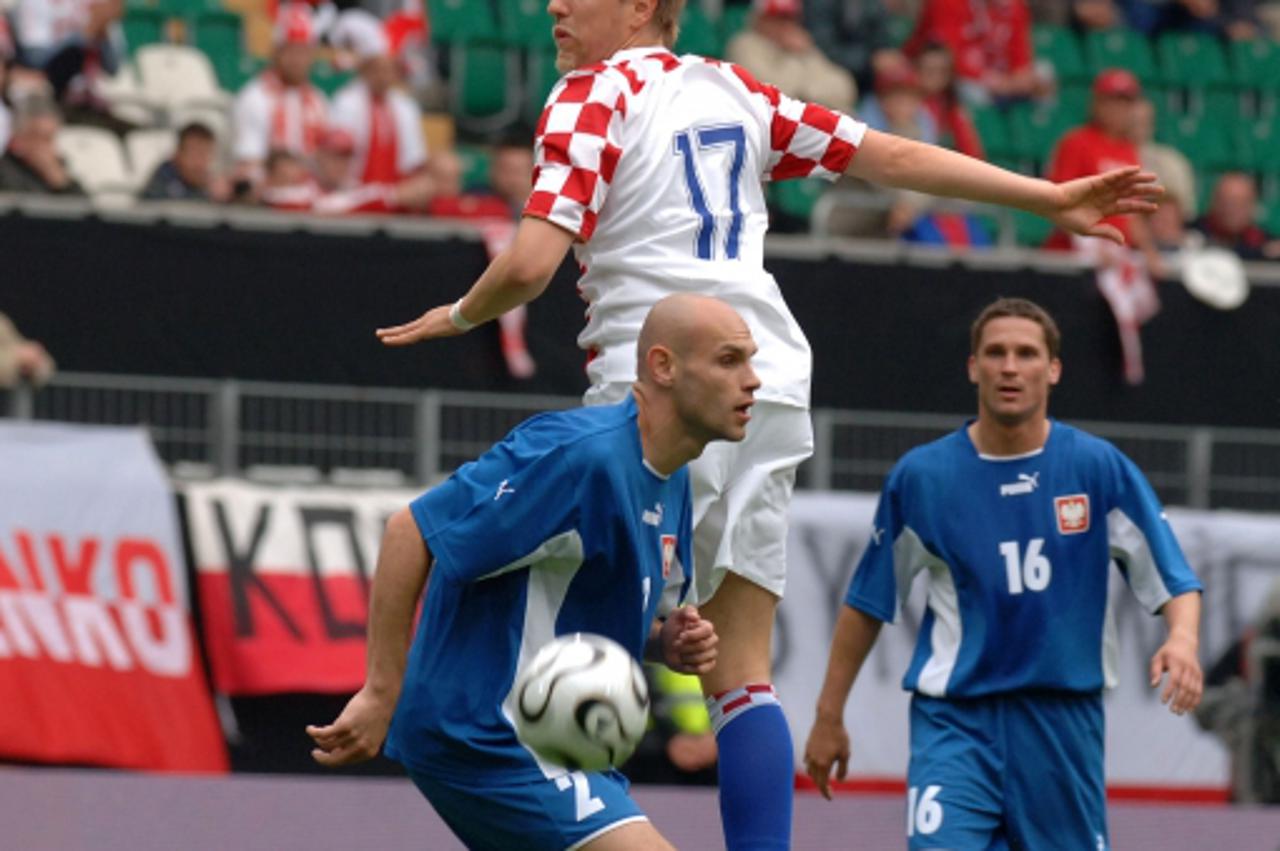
[4,213,1277,427]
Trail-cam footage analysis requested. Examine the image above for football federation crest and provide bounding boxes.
[660,534,677,580]
[1055,494,1090,534]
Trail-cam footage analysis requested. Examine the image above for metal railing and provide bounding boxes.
[4,372,1280,512]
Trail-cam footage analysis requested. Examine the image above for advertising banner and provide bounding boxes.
[182,479,416,695]
[0,423,227,772]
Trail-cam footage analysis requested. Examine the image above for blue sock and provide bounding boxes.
[711,686,793,851]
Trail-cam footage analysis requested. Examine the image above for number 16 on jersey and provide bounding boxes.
[673,123,746,261]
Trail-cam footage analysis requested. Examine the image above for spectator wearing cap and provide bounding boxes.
[1193,172,1280,261]
[903,0,1048,106]
[140,122,228,203]
[1044,68,1150,251]
[232,2,329,186]
[726,0,857,114]
[0,97,84,195]
[327,9,428,187]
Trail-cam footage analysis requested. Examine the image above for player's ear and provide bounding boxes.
[1048,357,1062,387]
[966,354,978,385]
[647,344,677,387]
[628,0,658,32]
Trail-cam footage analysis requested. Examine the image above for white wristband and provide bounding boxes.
[449,300,478,331]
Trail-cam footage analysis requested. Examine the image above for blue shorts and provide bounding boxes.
[407,766,646,851]
[906,691,1108,851]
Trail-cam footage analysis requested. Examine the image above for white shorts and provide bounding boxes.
[584,384,813,604]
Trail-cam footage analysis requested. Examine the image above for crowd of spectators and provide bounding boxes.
[0,0,1276,262]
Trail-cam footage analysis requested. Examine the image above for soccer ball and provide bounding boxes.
[513,633,650,772]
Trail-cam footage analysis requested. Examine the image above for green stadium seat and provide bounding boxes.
[1033,24,1089,85]
[1228,38,1280,93]
[310,63,355,97]
[720,5,750,45]
[768,179,826,226]
[969,105,1012,160]
[455,145,493,192]
[498,0,551,50]
[675,4,722,58]
[157,0,217,16]
[194,10,245,91]
[1236,114,1280,172]
[1156,32,1230,90]
[1084,28,1158,84]
[1012,209,1054,247]
[123,8,167,55]
[428,0,500,44]
[1156,113,1234,171]
[886,15,913,48]
[451,41,521,136]
[524,44,562,126]
[1055,82,1091,123]
[1006,103,1077,172]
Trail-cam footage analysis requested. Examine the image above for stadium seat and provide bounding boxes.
[1156,113,1234,172]
[1236,114,1280,172]
[136,44,229,113]
[450,41,521,136]
[428,0,499,44]
[497,0,550,50]
[125,128,178,187]
[720,4,750,45]
[56,126,137,194]
[1033,24,1089,85]
[123,7,166,55]
[1156,32,1230,90]
[1012,209,1054,247]
[969,105,1013,160]
[886,15,913,48]
[310,63,355,97]
[1006,103,1077,173]
[96,63,155,126]
[1229,38,1280,93]
[675,4,722,58]
[1084,28,1158,84]
[524,44,562,126]
[455,145,492,192]
[769,179,826,228]
[157,0,218,16]
[193,9,247,92]
[1055,82,1091,124]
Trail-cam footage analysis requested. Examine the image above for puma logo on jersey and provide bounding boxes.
[1000,472,1040,496]
[642,502,664,527]
[1056,494,1090,534]
[493,479,516,500]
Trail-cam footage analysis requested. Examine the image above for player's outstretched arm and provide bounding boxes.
[307,508,432,766]
[804,604,883,801]
[1149,591,1204,716]
[846,129,1164,246]
[376,217,575,346]
[651,605,718,675]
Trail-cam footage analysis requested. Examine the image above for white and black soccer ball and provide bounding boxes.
[513,633,650,772]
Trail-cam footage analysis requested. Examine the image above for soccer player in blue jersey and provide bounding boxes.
[803,297,1204,850]
[306,294,758,850]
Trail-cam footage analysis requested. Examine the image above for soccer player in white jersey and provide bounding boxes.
[374,2,1164,845]
[307,294,754,850]
[804,298,1203,849]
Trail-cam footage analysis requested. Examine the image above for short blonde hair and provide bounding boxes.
[652,0,686,48]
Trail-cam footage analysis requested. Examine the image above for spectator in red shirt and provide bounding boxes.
[902,0,1048,105]
[1044,68,1148,251]
[915,41,985,159]
[1193,172,1280,261]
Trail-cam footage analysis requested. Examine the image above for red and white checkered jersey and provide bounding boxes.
[524,47,866,406]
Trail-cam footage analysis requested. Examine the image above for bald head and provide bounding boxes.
[636,294,748,382]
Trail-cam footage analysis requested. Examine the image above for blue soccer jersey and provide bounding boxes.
[385,395,693,782]
[846,421,1202,698]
